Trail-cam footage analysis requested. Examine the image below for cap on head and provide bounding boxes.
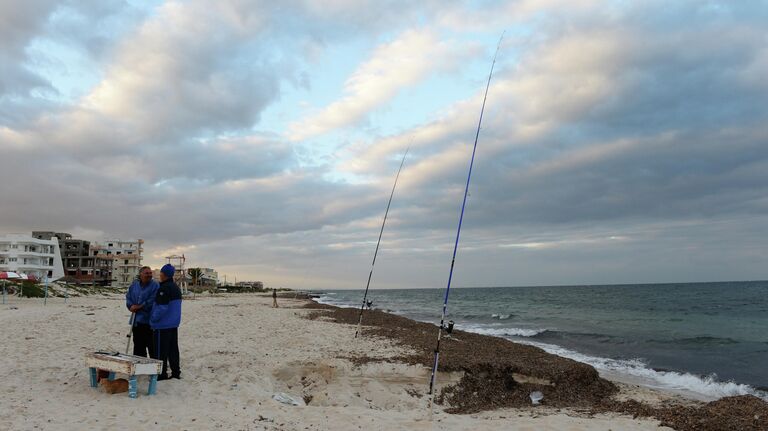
[161,264,175,278]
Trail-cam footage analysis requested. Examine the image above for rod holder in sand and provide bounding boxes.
[125,312,136,354]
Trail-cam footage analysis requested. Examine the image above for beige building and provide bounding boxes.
[91,239,144,287]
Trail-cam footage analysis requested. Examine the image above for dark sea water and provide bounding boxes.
[314,281,768,400]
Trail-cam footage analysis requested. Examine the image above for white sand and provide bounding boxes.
[0,294,674,430]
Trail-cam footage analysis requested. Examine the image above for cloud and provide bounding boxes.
[1,0,767,288]
[288,28,472,141]
[0,0,58,98]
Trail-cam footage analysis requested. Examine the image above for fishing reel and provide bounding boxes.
[442,320,455,335]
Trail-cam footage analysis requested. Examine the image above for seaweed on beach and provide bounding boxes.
[303,302,768,430]
[595,395,768,431]
[303,304,617,412]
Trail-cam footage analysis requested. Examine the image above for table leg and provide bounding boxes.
[148,375,158,395]
[128,376,138,399]
[89,367,98,388]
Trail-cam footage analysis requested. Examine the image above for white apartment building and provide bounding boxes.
[91,239,144,287]
[199,268,219,286]
[0,233,65,280]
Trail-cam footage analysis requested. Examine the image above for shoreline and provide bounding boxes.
[309,292,767,403]
[301,296,768,430]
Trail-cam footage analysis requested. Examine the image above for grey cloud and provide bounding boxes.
[2,0,767,288]
[0,0,58,100]
[357,1,768,233]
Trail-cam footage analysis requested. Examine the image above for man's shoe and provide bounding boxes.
[171,374,181,379]
[157,375,170,381]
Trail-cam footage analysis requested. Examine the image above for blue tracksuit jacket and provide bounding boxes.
[125,279,160,325]
[150,279,182,330]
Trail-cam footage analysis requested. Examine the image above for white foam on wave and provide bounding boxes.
[312,295,357,309]
[518,339,768,401]
[491,313,512,320]
[463,324,546,338]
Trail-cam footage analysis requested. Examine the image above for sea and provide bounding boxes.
[313,281,768,401]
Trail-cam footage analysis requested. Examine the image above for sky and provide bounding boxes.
[1,0,767,289]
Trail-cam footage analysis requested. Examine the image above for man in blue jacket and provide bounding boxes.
[125,266,159,357]
[151,264,182,380]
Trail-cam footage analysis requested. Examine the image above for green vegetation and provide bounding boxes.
[19,282,46,298]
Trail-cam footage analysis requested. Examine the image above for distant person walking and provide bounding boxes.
[151,264,182,380]
[125,266,159,357]
[272,288,278,308]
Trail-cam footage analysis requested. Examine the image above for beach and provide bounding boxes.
[1,293,764,430]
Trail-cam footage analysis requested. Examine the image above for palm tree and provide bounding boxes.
[188,267,203,288]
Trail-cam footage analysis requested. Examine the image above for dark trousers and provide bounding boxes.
[132,323,155,358]
[153,328,180,378]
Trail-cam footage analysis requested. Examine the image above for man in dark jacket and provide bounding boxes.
[151,264,182,380]
[125,266,159,357]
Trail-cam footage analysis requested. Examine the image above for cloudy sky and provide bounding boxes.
[1,0,766,289]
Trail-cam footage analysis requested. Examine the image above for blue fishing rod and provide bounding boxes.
[428,34,503,411]
[354,145,411,338]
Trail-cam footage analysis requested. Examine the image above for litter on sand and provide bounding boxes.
[272,392,306,406]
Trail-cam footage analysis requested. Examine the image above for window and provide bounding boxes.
[116,251,121,255]
[124,260,129,264]
[9,257,17,262]
[11,244,17,249]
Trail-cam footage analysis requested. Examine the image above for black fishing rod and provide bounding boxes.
[427,34,503,412]
[354,145,410,338]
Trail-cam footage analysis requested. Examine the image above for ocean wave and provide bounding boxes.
[518,339,768,401]
[312,295,357,309]
[462,325,546,338]
[491,313,513,320]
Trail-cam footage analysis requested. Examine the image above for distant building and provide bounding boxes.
[0,233,65,280]
[32,231,71,244]
[199,268,218,287]
[91,239,144,287]
[63,238,113,286]
[235,281,264,289]
[33,231,113,286]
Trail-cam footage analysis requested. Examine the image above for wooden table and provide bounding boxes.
[85,352,163,398]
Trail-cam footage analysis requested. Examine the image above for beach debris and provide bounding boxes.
[272,392,306,406]
[101,378,129,394]
[530,391,544,405]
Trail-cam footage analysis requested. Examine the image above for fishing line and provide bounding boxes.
[354,145,411,338]
[428,33,504,412]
